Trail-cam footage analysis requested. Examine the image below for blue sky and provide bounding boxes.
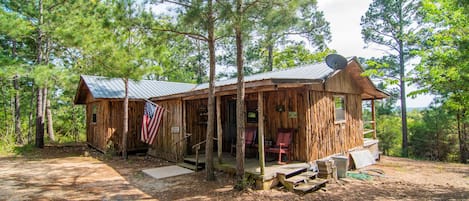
[317,0,434,108]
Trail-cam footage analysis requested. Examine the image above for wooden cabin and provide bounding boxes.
[148,57,388,162]
[74,75,196,153]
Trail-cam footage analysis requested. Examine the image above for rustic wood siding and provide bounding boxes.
[307,91,363,161]
[262,89,308,161]
[325,70,362,94]
[85,99,147,152]
[86,101,107,151]
[185,99,209,154]
[108,101,147,152]
[149,99,184,161]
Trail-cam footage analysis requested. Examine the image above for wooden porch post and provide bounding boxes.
[257,92,265,176]
[371,99,377,139]
[217,96,223,164]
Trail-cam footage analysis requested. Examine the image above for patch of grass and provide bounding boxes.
[234,174,256,190]
[13,143,37,156]
[133,171,145,179]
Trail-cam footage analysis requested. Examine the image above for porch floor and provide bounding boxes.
[184,152,309,181]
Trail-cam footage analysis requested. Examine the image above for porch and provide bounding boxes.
[181,153,328,191]
[184,153,308,179]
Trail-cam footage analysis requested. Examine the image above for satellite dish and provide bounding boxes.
[325,54,348,70]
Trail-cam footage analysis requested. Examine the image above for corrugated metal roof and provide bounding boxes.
[193,62,334,90]
[81,75,197,99]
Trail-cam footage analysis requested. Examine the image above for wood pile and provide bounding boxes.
[317,159,338,183]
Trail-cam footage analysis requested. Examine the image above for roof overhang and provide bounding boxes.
[74,76,88,105]
[347,58,390,100]
[151,78,323,101]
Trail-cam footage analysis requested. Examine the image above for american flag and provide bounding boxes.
[141,102,164,144]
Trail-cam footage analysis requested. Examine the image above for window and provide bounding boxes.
[334,96,346,122]
[92,104,97,123]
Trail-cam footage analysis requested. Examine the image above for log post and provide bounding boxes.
[217,96,223,164]
[371,99,377,139]
[257,92,265,176]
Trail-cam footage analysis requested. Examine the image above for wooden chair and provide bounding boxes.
[265,128,294,164]
[231,127,257,156]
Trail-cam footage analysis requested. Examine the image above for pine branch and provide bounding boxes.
[154,28,208,41]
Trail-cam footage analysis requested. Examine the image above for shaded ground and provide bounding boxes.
[0,145,468,200]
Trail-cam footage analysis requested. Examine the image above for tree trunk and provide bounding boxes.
[204,0,216,181]
[42,88,47,120]
[28,85,35,144]
[46,94,54,142]
[266,32,273,71]
[458,110,468,163]
[267,44,273,71]
[398,2,408,157]
[122,78,129,159]
[35,0,45,148]
[72,105,78,142]
[35,87,44,148]
[235,0,246,189]
[13,74,22,144]
[1,78,7,137]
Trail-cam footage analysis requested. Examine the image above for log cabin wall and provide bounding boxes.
[149,99,184,161]
[261,89,308,161]
[85,99,147,152]
[185,99,209,154]
[108,101,147,152]
[306,68,364,161]
[307,92,363,161]
[86,100,107,151]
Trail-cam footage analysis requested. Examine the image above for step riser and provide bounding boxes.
[177,163,204,171]
[283,167,308,179]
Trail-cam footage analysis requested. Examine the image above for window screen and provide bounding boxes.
[334,96,345,122]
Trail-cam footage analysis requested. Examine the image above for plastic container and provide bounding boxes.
[332,156,348,178]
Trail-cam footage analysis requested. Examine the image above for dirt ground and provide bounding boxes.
[0,145,468,201]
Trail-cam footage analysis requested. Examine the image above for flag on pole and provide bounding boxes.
[141,102,164,144]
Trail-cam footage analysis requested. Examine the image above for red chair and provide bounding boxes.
[265,128,294,164]
[231,127,257,156]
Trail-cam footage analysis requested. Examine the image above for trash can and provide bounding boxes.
[332,156,348,178]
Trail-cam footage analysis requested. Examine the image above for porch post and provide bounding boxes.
[371,99,377,139]
[257,92,265,176]
[217,96,223,164]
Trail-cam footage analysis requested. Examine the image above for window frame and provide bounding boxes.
[334,95,346,123]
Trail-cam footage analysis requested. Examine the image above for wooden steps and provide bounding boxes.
[277,167,327,193]
[177,157,205,171]
[293,179,327,193]
[177,162,204,171]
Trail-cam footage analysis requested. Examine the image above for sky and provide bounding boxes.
[317,0,434,108]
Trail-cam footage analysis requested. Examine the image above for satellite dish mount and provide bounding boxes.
[325,54,348,70]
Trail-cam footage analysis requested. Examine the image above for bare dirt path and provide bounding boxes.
[0,146,468,201]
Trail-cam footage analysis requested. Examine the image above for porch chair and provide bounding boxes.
[231,127,257,156]
[265,128,294,164]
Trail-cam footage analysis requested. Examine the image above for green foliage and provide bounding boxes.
[233,174,256,190]
[377,115,401,156]
[0,132,16,155]
[413,0,469,163]
[409,106,456,161]
[273,45,335,70]
[361,0,422,157]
